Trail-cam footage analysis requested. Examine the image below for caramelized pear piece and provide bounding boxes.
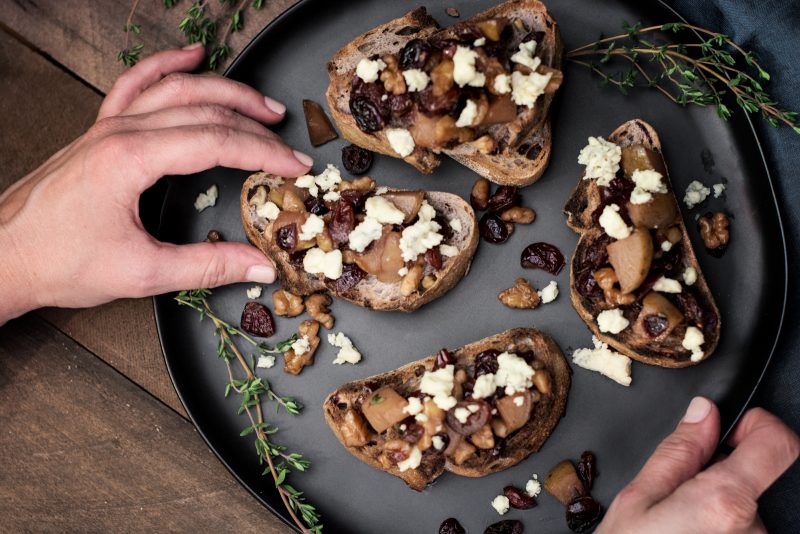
[620,144,667,178]
[545,460,588,506]
[360,386,409,433]
[635,292,684,339]
[483,95,517,125]
[340,409,371,447]
[379,231,405,283]
[476,18,507,41]
[495,391,534,434]
[607,227,653,294]
[302,99,338,147]
[381,191,424,224]
[627,192,678,229]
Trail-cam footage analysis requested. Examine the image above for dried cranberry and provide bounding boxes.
[417,85,460,116]
[435,214,454,241]
[389,92,413,116]
[457,25,484,43]
[504,486,538,509]
[335,263,367,293]
[439,518,466,534]
[490,437,507,458]
[350,96,385,133]
[643,314,669,337]
[304,196,328,216]
[487,186,520,213]
[480,213,511,244]
[339,189,367,213]
[521,242,566,275]
[484,519,524,534]
[240,302,275,338]
[566,496,603,533]
[341,144,374,175]
[446,400,490,435]
[578,235,611,271]
[425,247,443,270]
[523,30,546,46]
[673,289,717,334]
[288,250,307,268]
[592,177,635,225]
[576,270,602,298]
[275,223,298,251]
[474,350,499,377]
[401,423,425,443]
[651,244,683,274]
[577,451,597,491]
[399,38,433,70]
[432,37,461,56]
[436,348,456,369]
[386,449,409,463]
[330,199,355,245]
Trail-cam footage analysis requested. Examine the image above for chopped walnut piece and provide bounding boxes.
[272,289,304,317]
[431,59,455,97]
[472,135,496,155]
[498,278,541,309]
[422,274,436,290]
[339,176,375,192]
[500,206,536,224]
[283,320,320,375]
[698,212,730,250]
[594,267,636,306]
[316,227,334,252]
[401,264,424,296]
[380,55,406,95]
[305,293,334,329]
[471,178,490,210]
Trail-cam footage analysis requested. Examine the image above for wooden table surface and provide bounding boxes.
[0,1,296,531]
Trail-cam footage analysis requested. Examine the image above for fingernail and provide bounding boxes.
[682,396,712,424]
[293,150,314,168]
[264,96,286,115]
[246,264,277,284]
[182,42,204,51]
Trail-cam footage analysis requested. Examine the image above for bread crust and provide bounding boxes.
[323,328,571,490]
[240,172,479,312]
[564,119,721,368]
[325,0,563,186]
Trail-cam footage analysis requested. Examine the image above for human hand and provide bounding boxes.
[0,44,312,324]
[597,397,800,534]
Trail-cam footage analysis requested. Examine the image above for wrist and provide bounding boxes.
[0,225,39,324]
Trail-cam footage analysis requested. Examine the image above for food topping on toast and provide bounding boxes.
[575,138,718,362]
[248,165,466,296]
[347,17,563,154]
[471,178,536,244]
[545,453,604,533]
[283,320,321,375]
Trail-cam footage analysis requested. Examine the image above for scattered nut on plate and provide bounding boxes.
[498,278,541,309]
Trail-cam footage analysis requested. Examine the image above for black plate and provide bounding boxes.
[154,0,787,532]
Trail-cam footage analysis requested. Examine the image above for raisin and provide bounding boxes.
[484,520,524,534]
[335,263,367,293]
[240,302,275,338]
[576,270,602,298]
[577,451,597,491]
[401,423,425,443]
[578,235,611,271]
[389,92,413,116]
[288,250,307,269]
[399,38,433,70]
[592,177,635,225]
[330,199,355,245]
[436,348,456,369]
[425,247,443,270]
[350,96,385,133]
[341,145,374,175]
[643,315,669,337]
[339,189,367,213]
[474,350,499,377]
[417,85,460,116]
[275,223,298,251]
[487,186,520,213]
[504,486,538,510]
[480,213,511,244]
[439,518,466,534]
[566,496,603,533]
[446,400,490,435]
[304,196,328,216]
[521,242,566,275]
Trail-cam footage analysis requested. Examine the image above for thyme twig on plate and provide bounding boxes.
[175,289,323,533]
[567,21,799,134]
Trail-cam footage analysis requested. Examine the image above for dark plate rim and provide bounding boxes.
[153,1,789,531]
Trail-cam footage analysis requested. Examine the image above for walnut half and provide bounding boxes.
[498,278,541,309]
[272,289,304,317]
[698,212,730,250]
[305,293,334,329]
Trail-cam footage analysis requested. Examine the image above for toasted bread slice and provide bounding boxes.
[324,328,571,490]
[326,0,563,186]
[241,172,479,312]
[564,119,721,368]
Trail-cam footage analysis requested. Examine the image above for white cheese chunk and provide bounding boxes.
[493,73,511,94]
[246,286,262,300]
[323,191,341,202]
[291,335,311,356]
[599,204,631,240]
[597,308,630,334]
[510,40,540,69]
[661,240,674,252]
[572,336,632,386]
[420,365,457,410]
[402,68,430,92]
[455,99,479,128]
[315,164,343,192]
[194,184,218,212]
[513,396,524,407]
[684,180,711,209]
[491,495,510,515]
[415,413,428,423]
[449,218,463,233]
[303,248,343,280]
[403,396,423,416]
[683,267,698,286]
[397,266,409,277]
[473,37,486,47]
[653,276,683,294]
[400,201,443,261]
[256,355,275,369]
[511,69,552,108]
[348,217,383,253]
[471,373,496,399]
[386,128,416,157]
[683,326,706,362]
[495,352,535,395]
[713,183,726,198]
[432,436,445,450]
[453,46,486,87]
[328,332,362,365]
[356,57,386,83]
[525,475,542,497]
[453,406,471,424]
[295,174,319,197]
[630,169,668,205]
[397,446,422,472]
[365,196,405,224]
[298,213,325,241]
[439,244,459,258]
[256,200,280,220]
[578,137,622,187]
[538,281,559,304]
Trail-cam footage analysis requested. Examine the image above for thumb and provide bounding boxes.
[148,241,278,294]
[625,396,721,507]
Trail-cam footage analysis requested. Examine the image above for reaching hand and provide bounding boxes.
[597,397,800,534]
[0,44,312,324]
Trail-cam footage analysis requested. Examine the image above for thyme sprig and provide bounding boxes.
[568,22,799,134]
[119,0,265,69]
[175,289,323,533]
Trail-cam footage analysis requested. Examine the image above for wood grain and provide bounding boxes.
[0,316,291,533]
[0,0,298,94]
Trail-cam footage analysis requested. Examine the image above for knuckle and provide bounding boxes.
[160,72,191,97]
[198,104,236,125]
[199,252,230,288]
[202,124,234,147]
[654,433,703,466]
[699,480,757,531]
